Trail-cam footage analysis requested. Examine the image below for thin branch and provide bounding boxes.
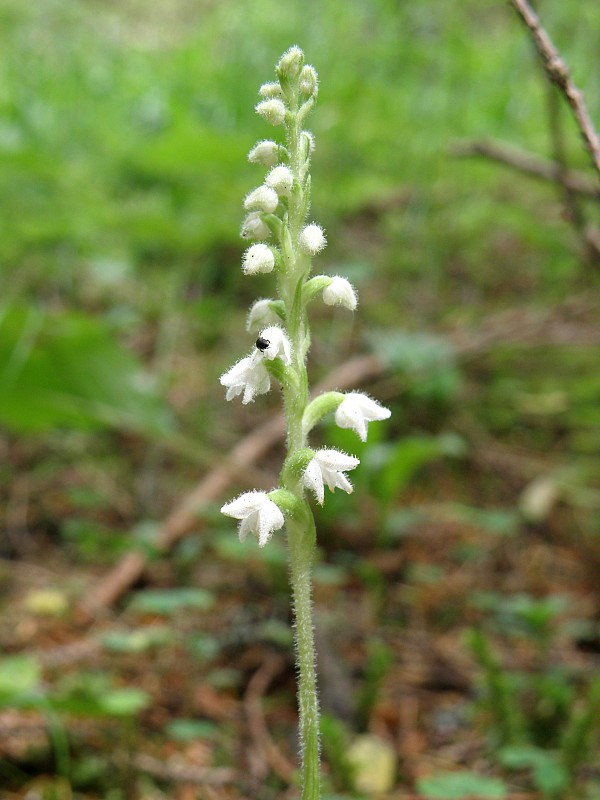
[511,0,600,181]
[451,138,600,198]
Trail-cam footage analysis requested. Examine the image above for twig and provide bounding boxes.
[243,653,295,783]
[511,0,600,181]
[451,139,600,198]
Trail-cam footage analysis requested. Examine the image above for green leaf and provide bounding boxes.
[128,587,215,615]
[0,307,173,435]
[499,745,569,796]
[417,771,507,800]
[98,688,150,716]
[101,626,174,653]
[166,719,219,742]
[0,655,41,701]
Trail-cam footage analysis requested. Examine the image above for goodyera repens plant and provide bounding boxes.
[220,47,390,799]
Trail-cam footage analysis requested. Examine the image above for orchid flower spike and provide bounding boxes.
[220,355,271,404]
[221,491,285,547]
[302,449,360,505]
[335,392,391,442]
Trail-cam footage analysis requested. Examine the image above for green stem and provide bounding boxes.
[279,63,321,798]
[287,512,320,800]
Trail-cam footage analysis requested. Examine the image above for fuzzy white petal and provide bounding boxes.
[322,276,358,310]
[258,326,292,365]
[246,299,281,332]
[302,449,359,503]
[266,165,294,197]
[244,186,279,214]
[220,356,271,404]
[242,244,275,275]
[299,224,326,255]
[221,491,284,547]
[335,393,391,442]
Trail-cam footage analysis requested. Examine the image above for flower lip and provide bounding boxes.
[220,355,271,404]
[334,392,391,442]
[302,448,360,505]
[221,490,285,547]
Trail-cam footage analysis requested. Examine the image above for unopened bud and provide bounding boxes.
[246,298,282,332]
[259,82,284,99]
[241,212,271,240]
[276,46,304,79]
[299,65,318,96]
[300,130,315,158]
[248,140,279,168]
[322,276,358,310]
[244,185,279,213]
[255,98,286,126]
[299,223,326,255]
[265,165,294,197]
[242,244,276,274]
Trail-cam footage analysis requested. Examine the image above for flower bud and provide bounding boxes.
[241,212,271,240]
[248,140,279,167]
[246,298,282,332]
[242,243,276,274]
[259,81,284,99]
[244,185,279,213]
[299,65,318,96]
[265,165,294,197]
[300,130,315,159]
[276,46,304,79]
[299,223,326,255]
[322,276,358,310]
[255,99,286,126]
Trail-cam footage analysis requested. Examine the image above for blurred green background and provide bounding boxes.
[1,0,600,798]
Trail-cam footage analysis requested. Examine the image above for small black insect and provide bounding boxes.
[255,337,270,351]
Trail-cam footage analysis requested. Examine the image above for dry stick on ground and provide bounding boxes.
[511,0,600,181]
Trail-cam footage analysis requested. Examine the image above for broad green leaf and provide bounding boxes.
[128,588,215,615]
[417,770,507,799]
[0,655,41,698]
[0,307,173,435]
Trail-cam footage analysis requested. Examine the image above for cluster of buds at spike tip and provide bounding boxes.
[220,46,391,547]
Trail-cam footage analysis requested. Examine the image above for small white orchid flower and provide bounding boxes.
[322,276,358,310]
[257,326,292,365]
[246,299,281,332]
[241,212,271,240]
[248,140,279,167]
[266,165,294,197]
[221,491,285,547]
[220,355,271,404]
[335,393,391,442]
[299,223,326,255]
[244,185,279,214]
[255,98,286,126]
[302,449,359,505]
[242,243,276,274]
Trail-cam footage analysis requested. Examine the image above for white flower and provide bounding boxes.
[335,393,391,442]
[265,165,294,197]
[255,98,286,126]
[302,449,360,505]
[322,276,358,310]
[299,223,326,255]
[257,326,292,364]
[299,65,318,96]
[248,140,279,168]
[246,299,281,332]
[220,355,271,404]
[241,212,271,240]
[244,185,279,213]
[259,81,284,99]
[221,491,284,547]
[242,243,275,274]
[276,46,304,79]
